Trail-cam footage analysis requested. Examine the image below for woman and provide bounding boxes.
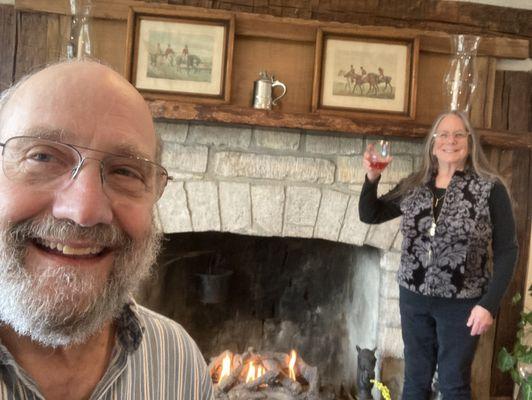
[358,111,518,399]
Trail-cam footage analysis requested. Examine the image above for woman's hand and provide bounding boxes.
[363,143,392,182]
[466,305,494,335]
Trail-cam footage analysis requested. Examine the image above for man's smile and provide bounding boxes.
[33,238,110,258]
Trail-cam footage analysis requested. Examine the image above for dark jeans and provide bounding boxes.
[399,287,480,400]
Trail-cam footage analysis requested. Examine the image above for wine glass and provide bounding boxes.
[369,140,391,170]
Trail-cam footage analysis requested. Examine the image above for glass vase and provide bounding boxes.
[442,34,480,114]
[66,0,93,60]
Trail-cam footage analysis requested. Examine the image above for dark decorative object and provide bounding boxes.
[196,253,233,304]
[356,346,376,400]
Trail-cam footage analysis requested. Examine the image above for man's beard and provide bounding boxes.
[0,215,162,347]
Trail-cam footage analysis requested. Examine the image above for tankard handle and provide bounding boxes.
[271,80,287,106]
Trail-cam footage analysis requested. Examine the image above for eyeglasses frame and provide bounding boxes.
[432,130,470,141]
[0,135,174,201]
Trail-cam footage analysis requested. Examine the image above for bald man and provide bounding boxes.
[0,61,213,399]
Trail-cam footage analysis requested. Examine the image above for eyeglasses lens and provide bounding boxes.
[434,131,468,140]
[2,137,77,184]
[2,137,167,200]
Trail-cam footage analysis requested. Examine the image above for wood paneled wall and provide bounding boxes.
[0,5,15,92]
[489,71,531,397]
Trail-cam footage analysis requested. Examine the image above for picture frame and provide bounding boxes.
[125,7,234,104]
[312,29,419,119]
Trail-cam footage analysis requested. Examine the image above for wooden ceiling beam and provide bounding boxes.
[14,0,532,40]
[13,1,530,59]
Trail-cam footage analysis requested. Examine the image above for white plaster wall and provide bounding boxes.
[497,59,532,71]
[452,0,532,10]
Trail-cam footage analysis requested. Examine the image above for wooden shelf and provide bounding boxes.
[148,100,531,149]
[129,5,530,150]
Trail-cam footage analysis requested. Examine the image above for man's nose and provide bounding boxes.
[52,160,113,227]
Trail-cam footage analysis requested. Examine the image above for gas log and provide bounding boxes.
[209,348,319,400]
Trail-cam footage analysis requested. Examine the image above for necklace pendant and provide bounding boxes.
[429,222,436,236]
[433,192,446,210]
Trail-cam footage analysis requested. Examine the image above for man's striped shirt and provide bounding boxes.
[0,302,214,399]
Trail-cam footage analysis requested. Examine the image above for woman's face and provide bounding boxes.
[431,114,469,169]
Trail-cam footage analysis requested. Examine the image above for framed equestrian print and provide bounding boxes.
[125,7,234,104]
[312,29,419,119]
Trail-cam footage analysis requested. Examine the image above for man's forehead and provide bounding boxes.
[1,62,157,159]
[16,64,135,108]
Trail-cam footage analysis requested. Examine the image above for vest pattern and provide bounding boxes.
[398,172,493,298]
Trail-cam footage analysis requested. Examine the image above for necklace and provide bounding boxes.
[429,191,446,237]
[433,193,446,209]
[429,188,447,260]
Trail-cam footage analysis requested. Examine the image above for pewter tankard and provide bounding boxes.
[252,71,287,110]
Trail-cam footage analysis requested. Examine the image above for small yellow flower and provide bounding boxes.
[370,379,391,400]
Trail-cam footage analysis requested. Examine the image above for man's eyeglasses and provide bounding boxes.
[0,136,172,201]
[432,130,469,141]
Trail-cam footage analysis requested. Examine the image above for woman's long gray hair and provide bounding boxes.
[391,110,504,198]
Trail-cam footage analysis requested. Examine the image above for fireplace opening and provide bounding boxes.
[138,232,382,397]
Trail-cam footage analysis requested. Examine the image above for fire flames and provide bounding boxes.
[220,352,231,381]
[245,361,256,383]
[216,349,298,384]
[288,349,297,380]
[209,347,319,399]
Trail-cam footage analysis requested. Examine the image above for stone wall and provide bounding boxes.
[154,120,425,364]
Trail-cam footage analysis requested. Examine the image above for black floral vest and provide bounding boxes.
[398,171,494,299]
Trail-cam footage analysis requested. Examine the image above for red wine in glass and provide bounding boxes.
[369,160,389,169]
[369,140,390,169]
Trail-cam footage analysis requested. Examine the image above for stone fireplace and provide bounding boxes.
[137,121,425,397]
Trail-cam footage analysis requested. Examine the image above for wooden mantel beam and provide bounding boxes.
[148,100,531,150]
